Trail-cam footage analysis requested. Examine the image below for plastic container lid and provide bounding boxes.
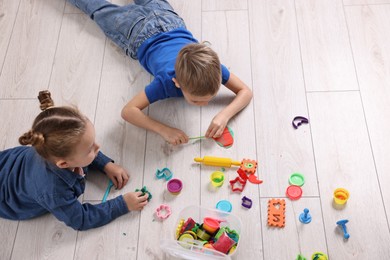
[216,200,232,212]
[167,179,183,193]
[286,185,302,200]
[289,173,305,186]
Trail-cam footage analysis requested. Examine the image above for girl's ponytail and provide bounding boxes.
[38,90,55,111]
[18,130,44,146]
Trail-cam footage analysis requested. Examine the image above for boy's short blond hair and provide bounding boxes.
[175,43,221,96]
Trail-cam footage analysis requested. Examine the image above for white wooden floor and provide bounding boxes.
[1,0,390,259]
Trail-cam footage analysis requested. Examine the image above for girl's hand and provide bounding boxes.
[160,126,189,146]
[104,162,129,189]
[123,192,149,211]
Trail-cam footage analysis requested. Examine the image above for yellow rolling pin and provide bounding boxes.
[194,156,241,168]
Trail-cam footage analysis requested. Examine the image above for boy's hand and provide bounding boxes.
[104,162,129,190]
[205,72,252,138]
[161,126,189,145]
[122,91,189,145]
[205,114,229,138]
[123,192,149,211]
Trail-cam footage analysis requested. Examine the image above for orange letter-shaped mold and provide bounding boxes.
[267,199,286,228]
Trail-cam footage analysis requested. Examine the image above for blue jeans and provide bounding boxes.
[68,0,186,59]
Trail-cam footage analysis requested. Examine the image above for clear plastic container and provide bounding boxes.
[160,205,242,260]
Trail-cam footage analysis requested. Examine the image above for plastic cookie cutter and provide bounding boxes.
[175,219,185,239]
[292,116,309,129]
[237,168,263,184]
[229,176,247,192]
[236,168,248,181]
[156,167,173,181]
[241,196,252,209]
[135,186,152,201]
[102,179,114,202]
[240,159,258,174]
[267,199,286,228]
[155,204,172,220]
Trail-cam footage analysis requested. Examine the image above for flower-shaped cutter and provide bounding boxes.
[155,204,172,220]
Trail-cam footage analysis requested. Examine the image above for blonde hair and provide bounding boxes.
[175,43,221,96]
[19,90,87,160]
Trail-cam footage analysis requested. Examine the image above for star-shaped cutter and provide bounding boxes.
[229,176,247,192]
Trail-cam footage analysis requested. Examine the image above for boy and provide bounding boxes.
[68,0,253,146]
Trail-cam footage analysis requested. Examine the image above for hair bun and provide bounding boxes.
[19,130,44,146]
[38,90,55,111]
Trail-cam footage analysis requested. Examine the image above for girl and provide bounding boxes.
[0,91,148,230]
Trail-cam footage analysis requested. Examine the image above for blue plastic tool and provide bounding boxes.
[299,208,312,224]
[102,180,114,202]
[336,219,350,239]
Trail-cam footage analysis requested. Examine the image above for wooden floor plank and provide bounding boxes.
[295,0,358,91]
[136,1,203,258]
[307,91,390,259]
[202,0,247,11]
[343,0,390,4]
[74,206,141,260]
[0,99,37,260]
[261,198,327,259]
[345,4,390,228]
[73,24,150,260]
[12,215,77,260]
[0,218,18,260]
[48,13,106,120]
[0,0,20,74]
[0,0,65,98]
[1,0,390,259]
[248,0,318,198]
[201,9,263,260]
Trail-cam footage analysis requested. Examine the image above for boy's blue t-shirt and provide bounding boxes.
[137,28,230,104]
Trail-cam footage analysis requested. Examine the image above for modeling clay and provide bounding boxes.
[213,126,234,148]
[189,126,234,148]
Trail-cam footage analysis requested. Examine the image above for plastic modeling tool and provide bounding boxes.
[194,156,241,168]
[102,179,114,202]
[189,126,234,148]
